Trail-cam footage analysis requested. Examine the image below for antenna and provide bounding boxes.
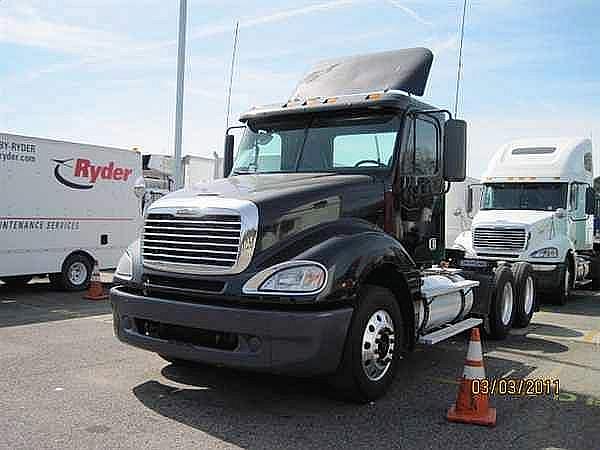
[453,0,468,118]
[225,21,240,131]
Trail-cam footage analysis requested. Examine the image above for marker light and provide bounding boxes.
[115,251,133,280]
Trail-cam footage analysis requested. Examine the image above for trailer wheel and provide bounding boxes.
[488,266,515,340]
[513,263,536,328]
[52,253,93,291]
[1,275,33,288]
[329,285,404,403]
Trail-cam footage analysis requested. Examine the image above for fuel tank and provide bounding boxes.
[416,269,477,333]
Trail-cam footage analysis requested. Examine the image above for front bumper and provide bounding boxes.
[531,262,565,292]
[110,286,353,376]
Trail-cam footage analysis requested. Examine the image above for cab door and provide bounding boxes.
[568,182,593,250]
[394,113,444,266]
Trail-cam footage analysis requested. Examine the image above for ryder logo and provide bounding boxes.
[53,158,133,190]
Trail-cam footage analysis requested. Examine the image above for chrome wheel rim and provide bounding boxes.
[68,262,88,285]
[501,282,514,326]
[564,266,570,296]
[523,276,534,315]
[361,310,395,381]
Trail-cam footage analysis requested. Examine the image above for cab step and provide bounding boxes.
[418,318,483,345]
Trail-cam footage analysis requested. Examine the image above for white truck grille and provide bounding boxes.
[143,213,241,269]
[473,227,527,251]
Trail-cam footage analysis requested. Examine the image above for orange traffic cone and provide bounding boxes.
[84,260,108,301]
[447,327,496,427]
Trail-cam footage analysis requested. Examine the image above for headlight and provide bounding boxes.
[530,247,559,258]
[243,261,327,295]
[115,251,133,280]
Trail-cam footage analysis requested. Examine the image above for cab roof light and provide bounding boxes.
[324,97,337,104]
[303,97,322,106]
[366,92,383,100]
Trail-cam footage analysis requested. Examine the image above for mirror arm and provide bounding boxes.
[226,124,246,135]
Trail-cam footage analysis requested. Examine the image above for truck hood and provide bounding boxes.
[165,172,375,204]
[473,209,555,229]
[471,209,558,254]
[153,173,382,252]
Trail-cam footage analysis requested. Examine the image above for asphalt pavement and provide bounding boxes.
[1,278,599,450]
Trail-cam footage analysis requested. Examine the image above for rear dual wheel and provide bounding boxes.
[513,263,536,328]
[488,266,516,340]
[489,263,536,338]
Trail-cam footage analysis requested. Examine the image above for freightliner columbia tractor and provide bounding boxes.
[111,48,536,402]
[454,138,599,305]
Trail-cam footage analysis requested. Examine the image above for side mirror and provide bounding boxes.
[443,119,467,182]
[555,208,567,219]
[133,176,145,199]
[466,186,474,215]
[465,183,482,217]
[586,187,596,215]
[223,134,234,177]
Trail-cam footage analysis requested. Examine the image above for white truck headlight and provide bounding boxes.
[530,247,558,258]
[243,261,327,295]
[115,251,133,280]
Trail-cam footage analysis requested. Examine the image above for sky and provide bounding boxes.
[1,0,599,177]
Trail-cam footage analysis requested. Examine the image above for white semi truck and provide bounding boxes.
[454,138,598,305]
[0,133,142,290]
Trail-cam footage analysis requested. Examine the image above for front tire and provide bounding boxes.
[513,263,536,328]
[488,266,515,340]
[329,285,404,403]
[556,259,572,305]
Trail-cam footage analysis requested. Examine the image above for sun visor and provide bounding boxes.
[289,47,433,101]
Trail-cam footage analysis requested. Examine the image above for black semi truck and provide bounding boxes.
[111,48,536,402]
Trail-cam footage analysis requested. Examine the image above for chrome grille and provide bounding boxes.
[473,227,527,251]
[143,213,241,268]
[142,198,258,275]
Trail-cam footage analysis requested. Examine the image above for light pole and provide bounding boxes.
[173,0,187,189]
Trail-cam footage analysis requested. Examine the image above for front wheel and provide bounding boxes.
[329,285,405,403]
[488,266,515,340]
[556,260,571,306]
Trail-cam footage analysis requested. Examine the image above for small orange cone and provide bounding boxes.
[84,260,108,301]
[447,327,496,427]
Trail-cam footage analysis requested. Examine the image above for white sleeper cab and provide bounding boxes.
[454,137,598,305]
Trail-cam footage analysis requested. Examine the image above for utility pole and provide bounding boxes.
[173,0,187,189]
[225,21,240,131]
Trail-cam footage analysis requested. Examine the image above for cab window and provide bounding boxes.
[400,117,439,175]
[333,132,396,167]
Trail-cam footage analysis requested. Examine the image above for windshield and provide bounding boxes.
[481,183,567,211]
[232,113,401,174]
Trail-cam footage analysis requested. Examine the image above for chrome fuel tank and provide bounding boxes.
[416,269,477,333]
